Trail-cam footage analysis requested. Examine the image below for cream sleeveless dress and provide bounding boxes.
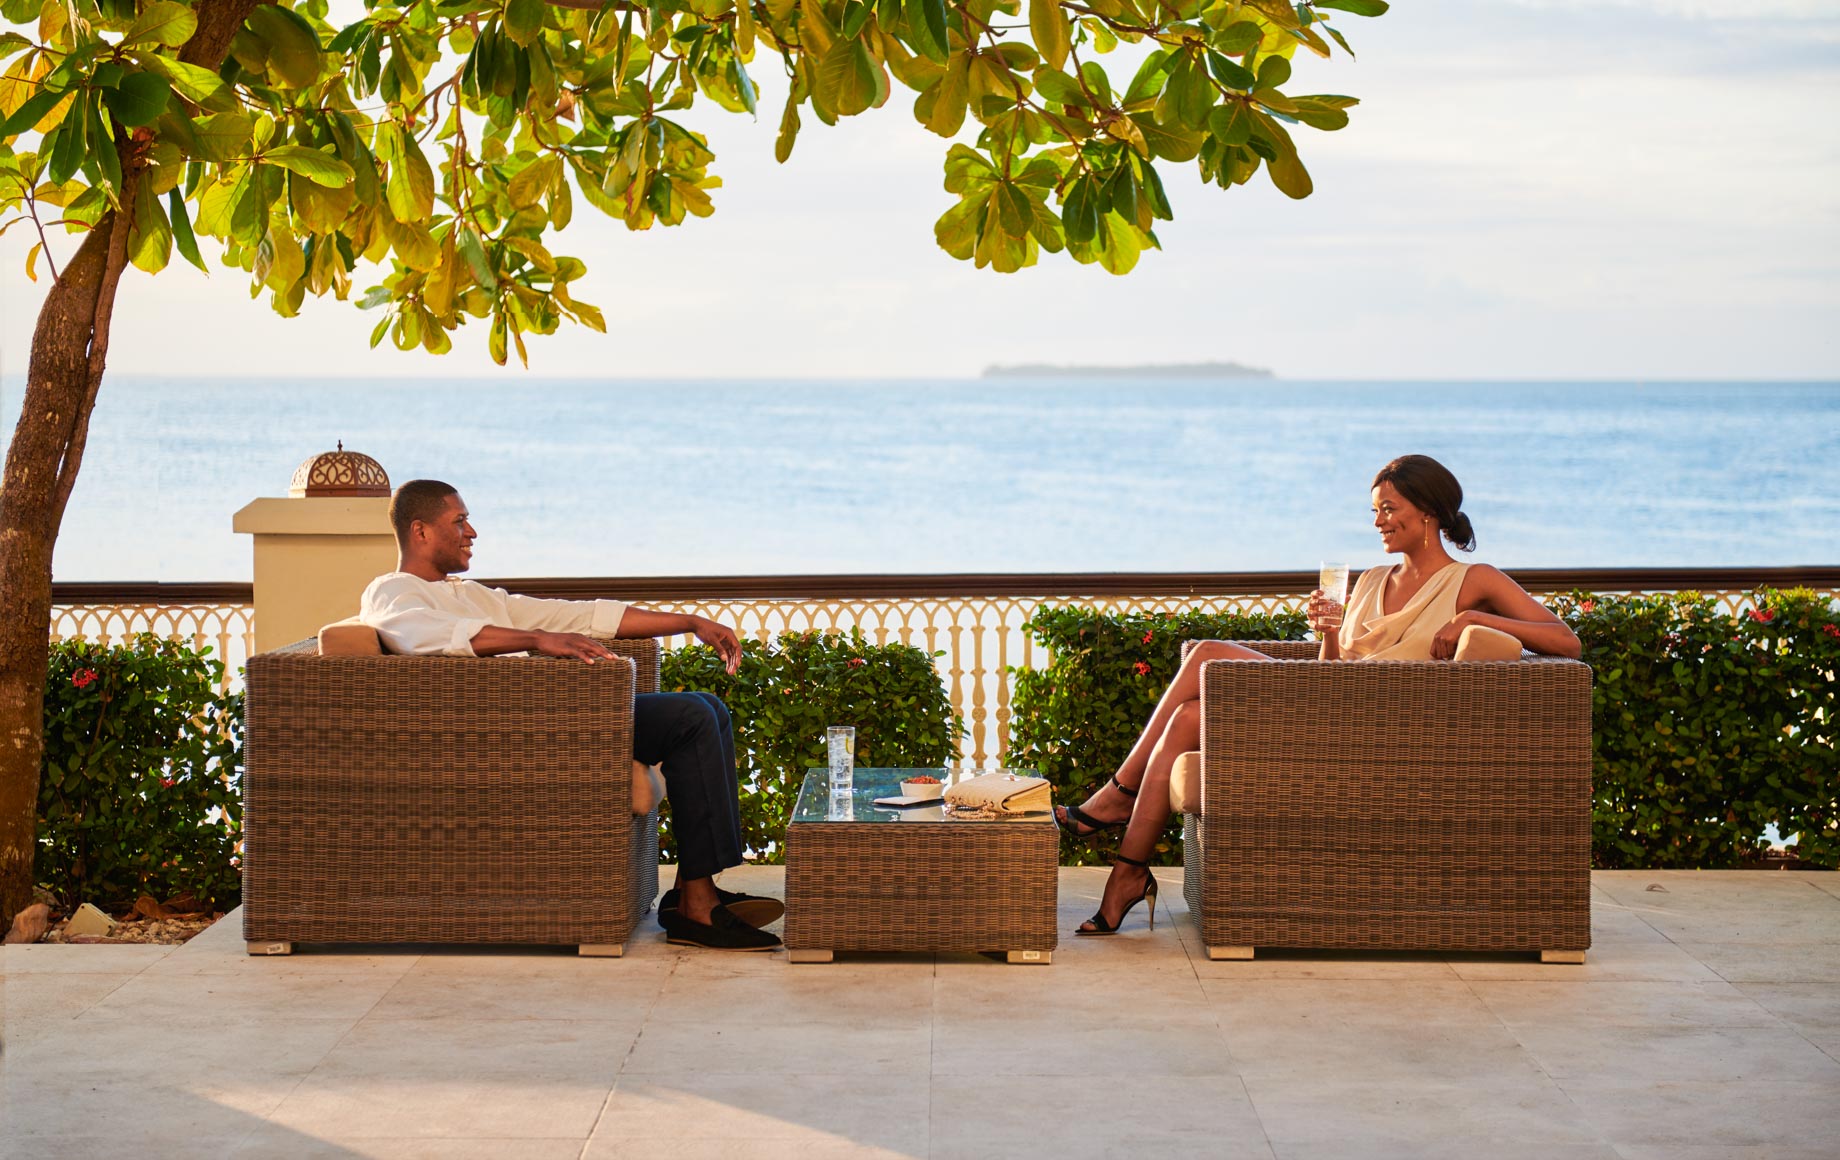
[1338,562,1471,661]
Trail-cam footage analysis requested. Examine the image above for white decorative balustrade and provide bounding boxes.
[50,569,1839,766]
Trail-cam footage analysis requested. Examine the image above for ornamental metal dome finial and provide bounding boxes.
[289,443,390,498]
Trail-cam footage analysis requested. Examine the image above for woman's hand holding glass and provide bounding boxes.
[1309,562,1350,642]
[1307,589,1346,639]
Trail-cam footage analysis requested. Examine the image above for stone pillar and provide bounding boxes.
[234,490,396,653]
[236,446,396,652]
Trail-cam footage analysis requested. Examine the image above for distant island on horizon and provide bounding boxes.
[982,360,1275,379]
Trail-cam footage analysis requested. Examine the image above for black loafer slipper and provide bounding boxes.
[657,887,785,929]
[661,903,783,952]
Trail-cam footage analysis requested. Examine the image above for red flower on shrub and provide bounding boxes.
[1578,600,1595,614]
[160,777,176,788]
[1133,661,1151,676]
[847,657,866,667]
[1749,608,1776,624]
[1141,630,1154,644]
[1824,624,1840,639]
[71,668,98,688]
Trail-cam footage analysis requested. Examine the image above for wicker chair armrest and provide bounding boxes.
[592,637,661,695]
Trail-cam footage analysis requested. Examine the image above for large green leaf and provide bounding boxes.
[993,181,1031,236]
[505,0,547,46]
[1207,51,1255,91]
[1208,100,1254,147]
[507,156,555,209]
[1029,0,1070,72]
[263,145,354,188]
[166,187,207,272]
[1132,113,1202,162]
[46,101,86,185]
[457,225,498,289]
[775,91,800,162]
[87,97,122,196]
[140,54,234,109]
[128,174,172,273]
[1255,115,1311,198]
[123,2,198,48]
[906,0,950,65]
[1032,66,1086,107]
[1313,0,1389,15]
[817,38,885,118]
[246,4,323,89]
[1,87,65,138]
[1289,97,1350,131]
[188,111,254,163]
[1212,21,1263,55]
[100,72,171,129]
[386,133,436,221]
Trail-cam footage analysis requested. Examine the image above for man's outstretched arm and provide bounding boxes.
[470,608,741,673]
[617,608,742,674]
[469,625,618,662]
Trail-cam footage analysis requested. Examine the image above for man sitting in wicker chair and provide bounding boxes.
[359,479,784,952]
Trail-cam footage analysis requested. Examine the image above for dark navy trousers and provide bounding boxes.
[630,692,743,880]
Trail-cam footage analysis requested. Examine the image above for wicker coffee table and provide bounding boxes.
[783,768,1058,965]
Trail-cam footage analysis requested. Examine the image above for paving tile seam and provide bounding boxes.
[1456,969,1588,1106]
[1467,976,1798,1023]
[1784,1017,1840,1068]
[926,953,940,1160]
[261,954,431,1131]
[925,953,940,1160]
[607,944,685,1113]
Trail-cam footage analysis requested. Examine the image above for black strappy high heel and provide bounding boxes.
[1076,853,1159,936]
[1055,774,1138,839]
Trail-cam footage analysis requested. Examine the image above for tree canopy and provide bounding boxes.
[2,0,1385,364]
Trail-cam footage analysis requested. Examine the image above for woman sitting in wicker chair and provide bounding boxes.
[1055,454,1583,936]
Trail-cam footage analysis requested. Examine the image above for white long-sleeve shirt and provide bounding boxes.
[359,572,628,657]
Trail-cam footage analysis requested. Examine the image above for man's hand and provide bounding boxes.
[531,631,617,664]
[691,616,743,675]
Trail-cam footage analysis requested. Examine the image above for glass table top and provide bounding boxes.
[790,768,1051,825]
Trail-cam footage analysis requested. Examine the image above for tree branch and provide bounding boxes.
[48,185,134,534]
[25,195,60,283]
[180,0,267,71]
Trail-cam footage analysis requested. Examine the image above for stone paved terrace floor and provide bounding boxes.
[4,868,1840,1160]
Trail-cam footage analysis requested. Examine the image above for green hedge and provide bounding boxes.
[1007,606,1310,866]
[39,636,243,912]
[661,629,961,864]
[1551,588,1839,869]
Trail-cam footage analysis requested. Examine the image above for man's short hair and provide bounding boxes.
[389,479,459,546]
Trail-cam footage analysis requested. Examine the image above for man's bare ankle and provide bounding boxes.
[678,876,719,923]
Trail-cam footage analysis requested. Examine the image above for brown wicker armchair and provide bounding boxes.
[241,638,661,957]
[1182,640,1593,963]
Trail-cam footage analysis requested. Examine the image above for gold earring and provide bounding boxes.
[1422,522,1430,549]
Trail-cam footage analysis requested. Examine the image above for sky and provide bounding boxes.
[2,0,1838,381]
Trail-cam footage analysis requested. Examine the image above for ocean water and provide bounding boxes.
[13,376,1837,581]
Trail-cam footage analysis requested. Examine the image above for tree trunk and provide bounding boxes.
[0,0,262,924]
[0,220,124,922]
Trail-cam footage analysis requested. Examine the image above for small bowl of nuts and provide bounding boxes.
[900,774,945,800]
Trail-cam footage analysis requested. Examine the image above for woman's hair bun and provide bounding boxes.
[1445,510,1477,553]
